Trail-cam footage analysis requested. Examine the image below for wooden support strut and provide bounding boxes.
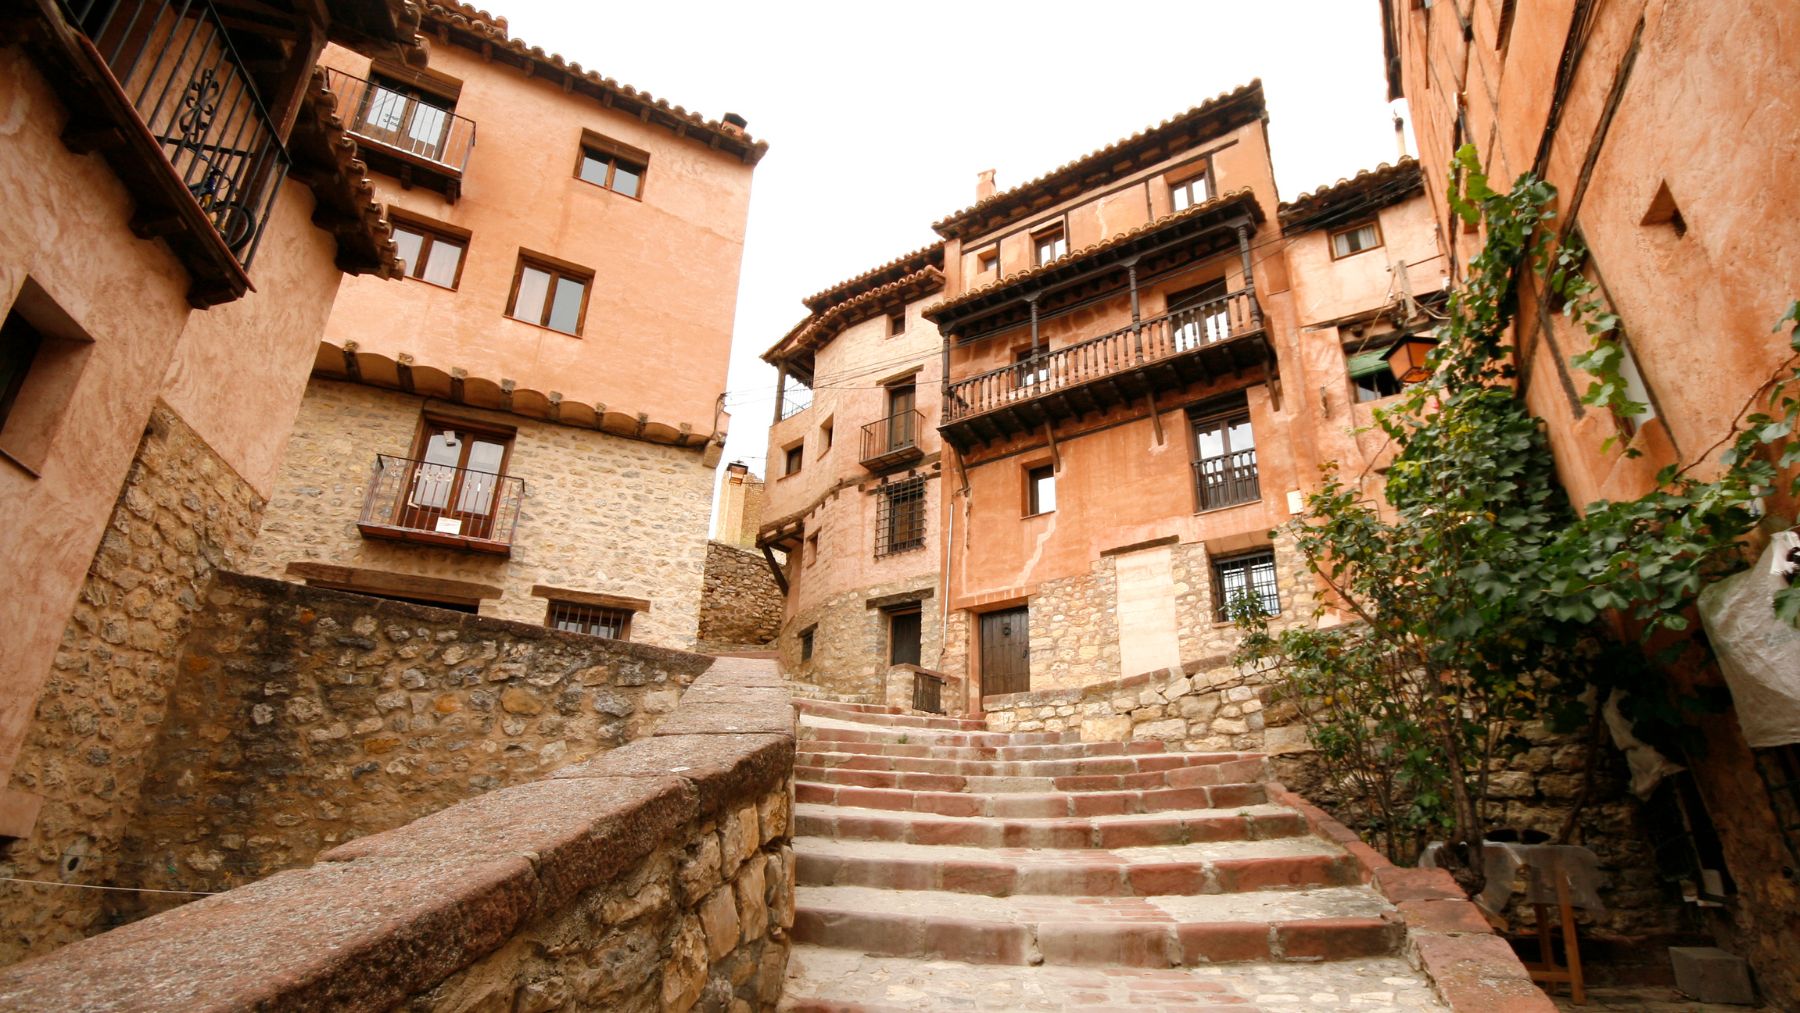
[761,544,789,595]
[1145,391,1164,445]
[1043,421,1060,473]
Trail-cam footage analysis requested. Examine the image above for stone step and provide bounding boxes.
[779,946,1450,1012]
[794,779,1269,819]
[799,722,1077,748]
[794,755,1267,794]
[795,699,987,732]
[792,884,1401,968]
[792,737,1169,762]
[794,835,1362,897]
[794,803,1309,850]
[795,749,1257,780]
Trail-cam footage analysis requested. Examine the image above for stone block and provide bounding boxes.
[735,854,767,942]
[1669,946,1756,1005]
[660,915,708,1012]
[698,886,739,961]
[1080,715,1131,742]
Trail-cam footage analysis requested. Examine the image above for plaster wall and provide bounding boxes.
[315,43,754,436]
[247,378,714,649]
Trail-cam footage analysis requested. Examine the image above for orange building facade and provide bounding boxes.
[244,5,764,649]
[0,0,420,958]
[1381,0,1800,1001]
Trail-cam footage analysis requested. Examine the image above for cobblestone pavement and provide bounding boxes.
[783,946,1450,1011]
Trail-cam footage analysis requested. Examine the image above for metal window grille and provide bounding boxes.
[1213,550,1280,621]
[875,476,927,557]
[547,601,631,640]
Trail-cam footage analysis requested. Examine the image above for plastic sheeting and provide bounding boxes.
[1697,533,1800,749]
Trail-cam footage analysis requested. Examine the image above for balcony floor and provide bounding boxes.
[358,522,512,556]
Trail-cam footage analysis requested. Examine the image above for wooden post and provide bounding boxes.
[1236,225,1261,330]
[772,361,788,424]
[1127,258,1144,362]
[1027,293,1041,355]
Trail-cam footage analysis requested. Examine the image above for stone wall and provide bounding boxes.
[696,541,782,652]
[0,659,796,1012]
[779,579,941,702]
[0,404,264,965]
[108,572,714,929]
[247,379,715,649]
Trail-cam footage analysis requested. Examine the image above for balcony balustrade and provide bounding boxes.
[940,287,1269,448]
[860,408,925,471]
[358,454,523,555]
[324,67,476,195]
[1193,447,1261,512]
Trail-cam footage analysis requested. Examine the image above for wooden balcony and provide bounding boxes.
[324,68,476,199]
[357,454,523,555]
[940,288,1270,449]
[860,408,925,471]
[1193,448,1261,512]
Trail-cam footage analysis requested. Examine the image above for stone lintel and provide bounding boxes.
[864,587,935,610]
[529,583,652,613]
[1100,533,1180,557]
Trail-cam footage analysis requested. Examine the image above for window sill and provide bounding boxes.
[1194,500,1261,516]
[1022,509,1054,519]
[407,276,460,292]
[573,176,645,202]
[504,315,583,338]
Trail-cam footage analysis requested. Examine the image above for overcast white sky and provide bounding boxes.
[492,0,1412,499]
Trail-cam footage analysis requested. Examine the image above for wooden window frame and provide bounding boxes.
[1328,218,1384,260]
[888,310,907,336]
[886,604,923,666]
[782,441,804,478]
[574,130,650,201]
[1211,548,1280,622]
[1031,221,1067,266]
[506,251,594,336]
[1025,463,1055,517]
[1189,403,1260,514]
[1169,171,1210,213]
[387,211,470,290]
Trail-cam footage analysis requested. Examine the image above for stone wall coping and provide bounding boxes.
[0,655,793,1012]
[1263,782,1555,1012]
[981,654,1238,712]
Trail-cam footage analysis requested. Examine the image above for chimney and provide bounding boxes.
[976,169,997,201]
[1393,114,1408,161]
[726,461,748,479]
[721,112,748,138]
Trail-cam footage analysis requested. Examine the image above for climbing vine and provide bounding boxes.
[1232,145,1800,885]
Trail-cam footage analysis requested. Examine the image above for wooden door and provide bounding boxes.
[889,608,922,666]
[980,606,1030,697]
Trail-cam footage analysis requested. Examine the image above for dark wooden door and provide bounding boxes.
[889,609,922,666]
[980,606,1030,696]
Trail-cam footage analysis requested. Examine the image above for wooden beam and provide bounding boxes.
[341,342,362,382]
[285,561,503,601]
[449,368,466,403]
[1043,421,1060,472]
[1145,391,1164,445]
[761,545,789,595]
[529,584,650,613]
[395,354,414,394]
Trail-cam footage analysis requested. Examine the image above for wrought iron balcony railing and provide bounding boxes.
[1193,448,1261,512]
[64,0,290,270]
[358,454,524,554]
[324,68,477,176]
[860,408,925,471]
[943,288,1264,427]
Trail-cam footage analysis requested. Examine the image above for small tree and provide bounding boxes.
[1235,147,1800,890]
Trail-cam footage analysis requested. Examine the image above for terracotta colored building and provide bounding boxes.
[758,246,950,704]
[0,0,421,958]
[243,4,765,649]
[1381,0,1800,1002]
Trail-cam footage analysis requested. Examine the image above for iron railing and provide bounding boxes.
[944,288,1261,422]
[911,669,945,714]
[1193,447,1260,512]
[860,408,924,465]
[358,454,524,550]
[323,67,477,173]
[66,0,291,266]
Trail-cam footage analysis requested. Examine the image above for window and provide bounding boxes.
[1615,340,1657,435]
[976,246,1000,275]
[888,311,906,336]
[1169,280,1230,350]
[0,314,45,436]
[547,601,632,640]
[1014,348,1048,388]
[1213,550,1279,621]
[875,476,926,557]
[389,217,466,289]
[399,419,514,539]
[508,255,591,335]
[805,532,819,567]
[799,625,816,662]
[1348,347,1404,402]
[0,281,94,476]
[1329,220,1383,259]
[1032,224,1067,266]
[357,75,458,160]
[1171,172,1210,212]
[784,443,804,476]
[1026,464,1055,515]
[819,417,834,454]
[884,380,918,451]
[1192,407,1259,511]
[576,132,649,199]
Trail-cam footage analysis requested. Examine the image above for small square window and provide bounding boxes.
[1171,173,1210,212]
[576,133,649,199]
[888,311,906,336]
[508,255,592,335]
[1213,550,1279,621]
[784,443,804,476]
[805,532,819,567]
[819,417,834,453]
[976,246,1000,275]
[799,625,816,661]
[1329,220,1383,259]
[1032,225,1067,266]
[547,601,633,640]
[389,217,467,289]
[1026,465,1055,516]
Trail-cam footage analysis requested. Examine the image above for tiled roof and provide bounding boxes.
[801,243,944,313]
[924,188,1262,323]
[295,67,404,278]
[764,267,946,367]
[1277,158,1422,232]
[424,3,768,165]
[930,81,1265,241]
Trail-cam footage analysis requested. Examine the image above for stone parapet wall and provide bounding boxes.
[0,659,795,1012]
[0,404,265,964]
[109,572,714,928]
[696,541,782,652]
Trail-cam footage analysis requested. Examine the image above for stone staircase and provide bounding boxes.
[779,698,1453,1012]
